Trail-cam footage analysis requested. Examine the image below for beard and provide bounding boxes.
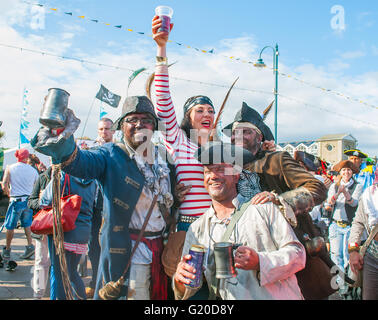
[207,183,228,201]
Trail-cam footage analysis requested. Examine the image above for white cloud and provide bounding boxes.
[340,50,365,60]
[0,10,377,158]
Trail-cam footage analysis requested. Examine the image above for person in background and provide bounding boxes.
[326,160,363,274]
[344,149,375,191]
[27,166,54,299]
[27,154,41,173]
[293,151,331,245]
[1,148,38,261]
[39,172,97,300]
[94,117,115,146]
[85,118,115,299]
[348,170,378,300]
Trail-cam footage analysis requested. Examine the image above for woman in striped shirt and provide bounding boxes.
[152,16,214,232]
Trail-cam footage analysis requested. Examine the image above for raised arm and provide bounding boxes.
[152,15,186,150]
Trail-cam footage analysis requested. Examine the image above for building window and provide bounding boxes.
[284,145,294,156]
[326,144,333,151]
[297,145,306,152]
[309,143,319,156]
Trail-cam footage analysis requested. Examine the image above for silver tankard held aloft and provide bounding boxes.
[39,88,70,130]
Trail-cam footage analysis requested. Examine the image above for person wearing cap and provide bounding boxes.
[344,149,376,191]
[173,142,306,300]
[326,160,363,275]
[224,102,336,300]
[31,95,176,300]
[1,148,39,262]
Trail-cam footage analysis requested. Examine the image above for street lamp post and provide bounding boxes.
[254,44,279,144]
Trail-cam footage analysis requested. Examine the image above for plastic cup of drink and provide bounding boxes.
[155,5,173,33]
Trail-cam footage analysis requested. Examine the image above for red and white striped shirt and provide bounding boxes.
[155,70,212,217]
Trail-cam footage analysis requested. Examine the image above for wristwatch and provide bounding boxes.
[348,242,360,253]
[156,56,168,66]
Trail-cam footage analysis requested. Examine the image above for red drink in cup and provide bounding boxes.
[155,5,173,33]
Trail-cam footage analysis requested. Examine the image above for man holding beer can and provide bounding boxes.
[173,142,306,300]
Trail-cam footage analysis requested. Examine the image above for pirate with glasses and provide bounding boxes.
[31,95,177,300]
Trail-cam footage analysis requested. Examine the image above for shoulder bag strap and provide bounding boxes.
[221,201,250,242]
[360,224,378,257]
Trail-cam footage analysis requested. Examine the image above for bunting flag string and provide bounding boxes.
[278,93,377,128]
[0,42,273,96]
[0,42,375,129]
[21,1,378,111]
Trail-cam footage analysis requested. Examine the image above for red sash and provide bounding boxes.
[129,234,167,300]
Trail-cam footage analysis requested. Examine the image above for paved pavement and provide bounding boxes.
[1,227,343,301]
[0,227,92,300]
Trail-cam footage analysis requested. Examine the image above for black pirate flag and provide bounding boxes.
[95,85,121,108]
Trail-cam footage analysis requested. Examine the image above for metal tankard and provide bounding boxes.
[39,88,70,129]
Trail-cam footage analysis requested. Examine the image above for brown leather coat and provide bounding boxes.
[245,151,327,206]
[245,151,337,299]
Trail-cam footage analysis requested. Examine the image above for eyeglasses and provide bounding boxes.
[123,117,155,125]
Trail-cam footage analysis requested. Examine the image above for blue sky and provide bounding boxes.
[19,0,377,74]
[0,0,377,158]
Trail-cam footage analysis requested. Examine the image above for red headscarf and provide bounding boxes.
[15,148,29,162]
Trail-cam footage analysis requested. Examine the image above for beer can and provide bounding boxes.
[185,244,205,289]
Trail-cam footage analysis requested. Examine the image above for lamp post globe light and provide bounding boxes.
[254,44,279,144]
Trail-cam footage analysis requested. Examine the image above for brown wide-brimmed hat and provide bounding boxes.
[333,160,359,174]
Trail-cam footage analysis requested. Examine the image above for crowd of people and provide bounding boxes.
[0,16,376,301]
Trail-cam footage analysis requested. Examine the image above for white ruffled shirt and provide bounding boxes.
[127,143,173,264]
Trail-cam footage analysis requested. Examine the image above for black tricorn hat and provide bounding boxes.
[222,102,274,141]
[112,96,161,130]
[343,149,368,159]
[194,141,255,167]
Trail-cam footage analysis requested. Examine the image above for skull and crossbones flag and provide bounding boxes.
[95,84,121,108]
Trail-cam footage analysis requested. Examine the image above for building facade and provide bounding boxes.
[277,133,357,165]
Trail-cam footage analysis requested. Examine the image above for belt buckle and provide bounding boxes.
[337,221,347,228]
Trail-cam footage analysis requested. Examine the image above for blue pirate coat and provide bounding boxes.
[31,130,177,299]
[62,142,151,299]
